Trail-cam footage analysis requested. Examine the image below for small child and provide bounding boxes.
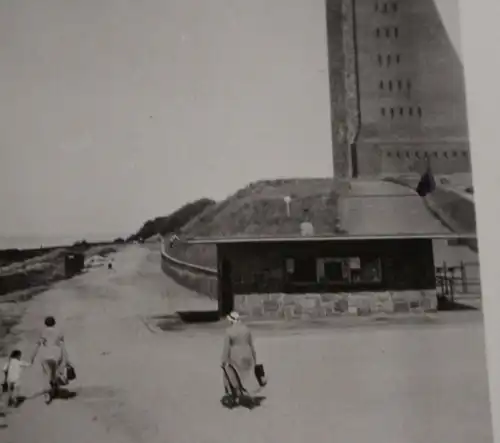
[2,349,33,407]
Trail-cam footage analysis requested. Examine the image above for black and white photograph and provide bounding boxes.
[0,0,496,442]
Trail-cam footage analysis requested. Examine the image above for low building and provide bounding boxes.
[183,180,476,319]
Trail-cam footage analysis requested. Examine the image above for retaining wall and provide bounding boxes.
[160,241,218,300]
[234,290,437,320]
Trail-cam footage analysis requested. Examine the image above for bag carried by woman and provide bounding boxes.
[254,363,267,387]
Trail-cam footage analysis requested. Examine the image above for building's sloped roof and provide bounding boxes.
[340,180,454,236]
[184,180,476,244]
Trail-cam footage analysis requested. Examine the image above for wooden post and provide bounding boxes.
[443,261,448,296]
[460,261,468,294]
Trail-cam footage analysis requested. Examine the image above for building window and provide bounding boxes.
[381,107,386,116]
[375,2,379,11]
[378,54,383,66]
[399,107,404,116]
[317,257,383,285]
[382,2,388,13]
[388,80,393,91]
[394,27,399,38]
[462,151,468,157]
[385,27,390,38]
[406,151,410,158]
[350,258,383,284]
[415,151,421,159]
[319,258,349,283]
[387,151,392,157]
[407,80,412,91]
[452,151,458,157]
[397,80,402,90]
[409,107,413,116]
[424,152,429,158]
[376,28,380,37]
[390,108,395,118]
[379,80,384,90]
[417,106,422,117]
[443,151,449,159]
[396,151,401,158]
[433,152,439,158]
[392,2,398,12]
[396,54,401,64]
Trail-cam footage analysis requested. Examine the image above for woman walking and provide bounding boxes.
[221,312,257,404]
[32,316,69,404]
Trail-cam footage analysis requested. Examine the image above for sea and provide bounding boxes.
[0,233,126,251]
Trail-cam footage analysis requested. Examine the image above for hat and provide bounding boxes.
[227,311,240,323]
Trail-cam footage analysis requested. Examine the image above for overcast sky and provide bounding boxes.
[0,0,462,240]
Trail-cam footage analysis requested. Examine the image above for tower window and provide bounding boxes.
[405,151,410,158]
[443,151,449,159]
[392,2,398,12]
[452,151,458,157]
[388,80,393,91]
[382,3,388,13]
[417,106,422,117]
[397,80,402,90]
[387,54,391,66]
[394,27,399,38]
[396,54,401,63]
[390,108,395,118]
[377,54,383,66]
[376,28,380,38]
[385,27,390,38]
[387,151,392,157]
[407,80,412,90]
[375,2,379,11]
[396,151,401,158]
[381,107,386,116]
[424,152,429,158]
[399,107,404,116]
[379,80,384,90]
[415,152,421,159]
[409,107,413,116]
[462,151,468,157]
[433,152,438,158]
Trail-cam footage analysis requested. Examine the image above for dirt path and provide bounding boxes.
[0,244,217,442]
[0,244,493,443]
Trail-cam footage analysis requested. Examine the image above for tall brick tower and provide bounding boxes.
[326,0,470,178]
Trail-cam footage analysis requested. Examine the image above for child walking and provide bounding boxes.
[2,349,34,407]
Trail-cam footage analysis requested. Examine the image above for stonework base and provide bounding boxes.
[234,290,437,320]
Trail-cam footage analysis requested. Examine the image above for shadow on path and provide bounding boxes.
[437,297,478,311]
[220,394,266,410]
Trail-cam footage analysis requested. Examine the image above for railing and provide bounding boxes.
[160,237,217,276]
[435,260,481,302]
[160,237,218,299]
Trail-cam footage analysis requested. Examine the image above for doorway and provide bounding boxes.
[219,258,234,316]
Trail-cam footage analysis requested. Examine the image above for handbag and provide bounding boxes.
[2,359,10,393]
[66,363,76,382]
[254,363,267,387]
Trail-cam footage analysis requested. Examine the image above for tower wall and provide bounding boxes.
[327,0,471,177]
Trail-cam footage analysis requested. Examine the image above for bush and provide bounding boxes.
[129,198,215,242]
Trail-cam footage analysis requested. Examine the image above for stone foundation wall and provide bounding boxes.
[234,290,437,320]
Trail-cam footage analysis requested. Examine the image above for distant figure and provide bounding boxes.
[32,316,70,404]
[221,312,257,403]
[169,234,179,249]
[2,349,34,407]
